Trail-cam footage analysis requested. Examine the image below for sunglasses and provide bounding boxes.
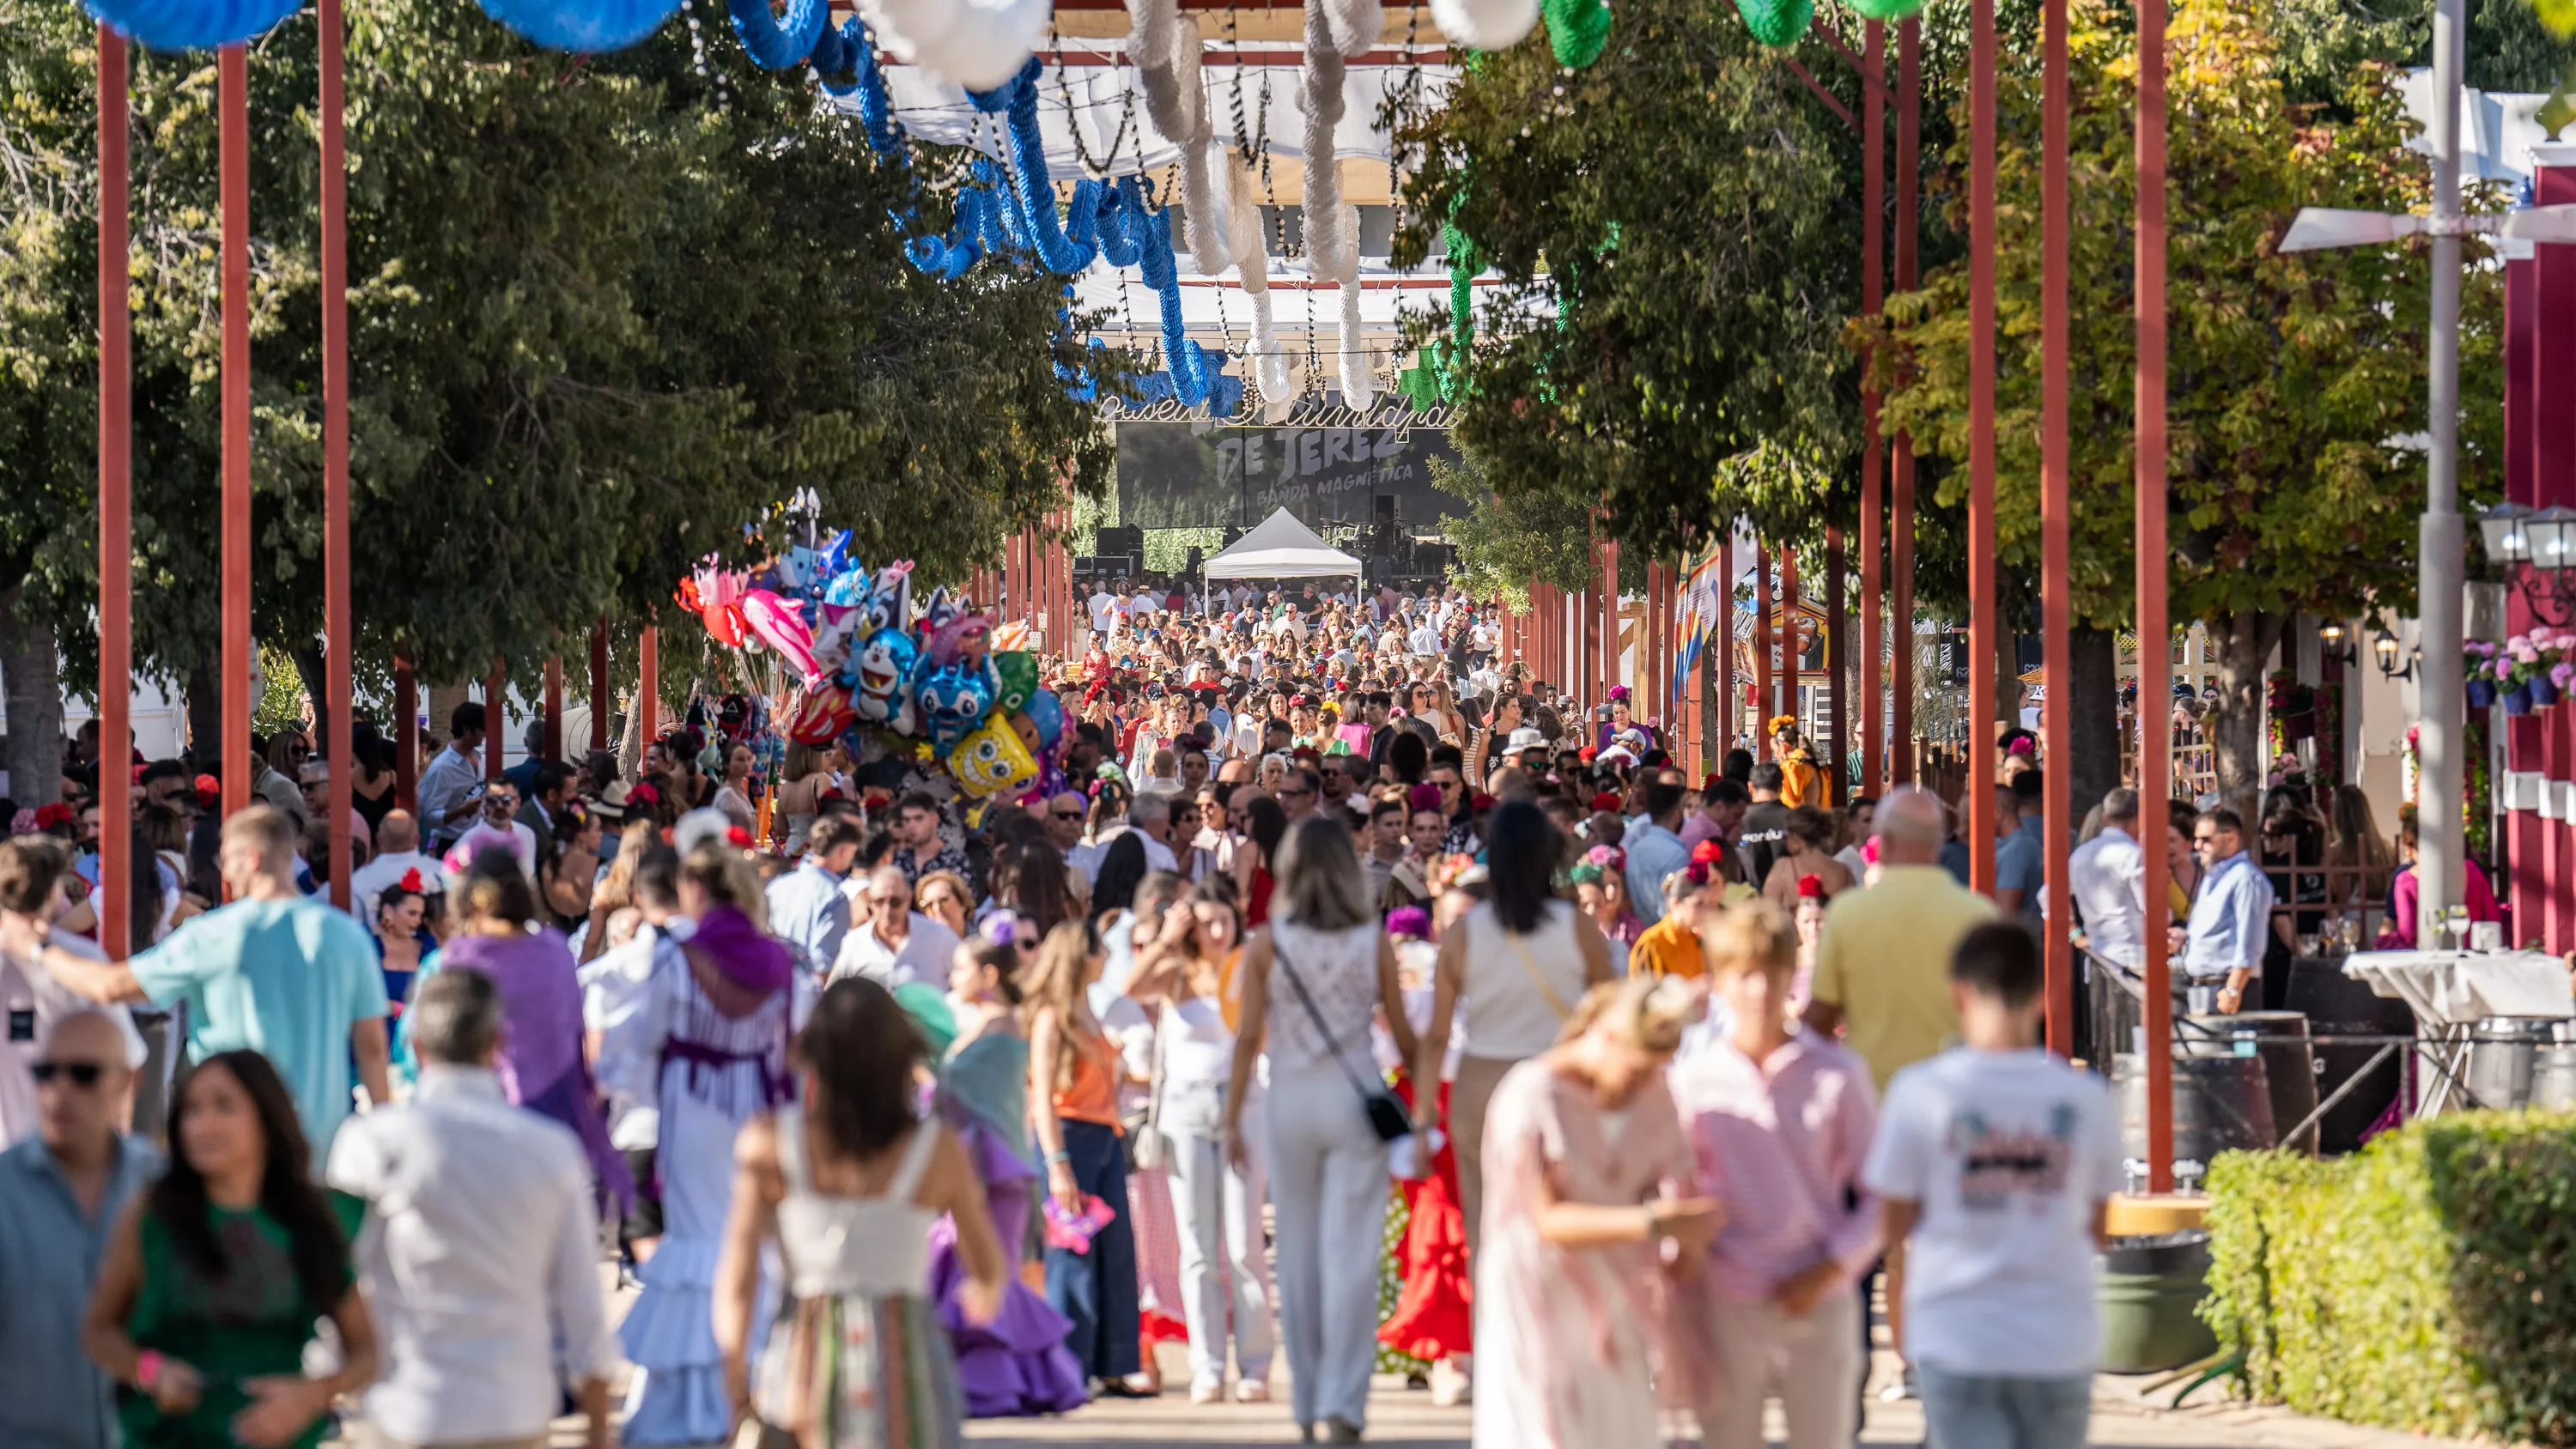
[32,1060,106,1088]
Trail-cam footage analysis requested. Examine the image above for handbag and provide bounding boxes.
[1124,1011,1175,1172]
[1273,938,1414,1144]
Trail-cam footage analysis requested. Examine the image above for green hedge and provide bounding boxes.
[2203,1113,2576,1444]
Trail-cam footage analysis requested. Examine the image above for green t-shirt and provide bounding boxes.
[123,1203,355,1449]
[128,897,389,1152]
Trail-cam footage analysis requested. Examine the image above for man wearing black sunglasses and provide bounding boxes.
[0,1009,159,1449]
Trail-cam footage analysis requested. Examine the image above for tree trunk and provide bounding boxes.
[185,659,224,776]
[2066,627,2121,822]
[2207,609,2285,823]
[0,584,65,808]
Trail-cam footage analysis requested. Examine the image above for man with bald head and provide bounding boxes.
[1804,785,1997,1090]
[348,809,441,925]
[0,1011,161,1448]
[829,864,959,991]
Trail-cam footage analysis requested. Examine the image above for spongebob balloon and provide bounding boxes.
[950,711,1038,798]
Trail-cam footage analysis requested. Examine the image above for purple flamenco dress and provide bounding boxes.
[928,1032,1089,1416]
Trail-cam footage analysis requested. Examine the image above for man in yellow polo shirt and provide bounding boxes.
[1804,783,1996,1403]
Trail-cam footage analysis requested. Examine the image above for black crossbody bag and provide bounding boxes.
[1273,940,1413,1143]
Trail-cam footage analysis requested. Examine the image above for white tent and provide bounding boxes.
[1203,507,1364,584]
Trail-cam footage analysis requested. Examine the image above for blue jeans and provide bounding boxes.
[1042,1119,1140,1380]
[1918,1367,2093,1449]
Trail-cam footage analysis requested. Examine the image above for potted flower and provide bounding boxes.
[2528,630,2574,707]
[2466,640,2499,709]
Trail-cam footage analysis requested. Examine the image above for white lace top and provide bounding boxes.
[1264,917,1382,1078]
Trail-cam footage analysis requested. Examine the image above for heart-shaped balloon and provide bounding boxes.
[784,682,859,744]
[847,627,921,736]
[948,709,1039,798]
[740,588,823,684]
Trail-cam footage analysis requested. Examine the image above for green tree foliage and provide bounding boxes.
[1426,449,1594,606]
[0,0,1117,773]
[1390,0,1863,565]
[1860,0,2505,804]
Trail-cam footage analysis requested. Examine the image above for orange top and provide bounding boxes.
[1630,912,1706,980]
[1053,1028,1123,1130]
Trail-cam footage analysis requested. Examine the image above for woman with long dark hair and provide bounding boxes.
[1089,832,1151,923]
[1235,793,1289,927]
[85,1051,378,1449]
[1416,800,1615,1281]
[714,977,1009,1449]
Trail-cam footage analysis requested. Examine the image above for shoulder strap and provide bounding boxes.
[1504,922,1573,1022]
[776,1104,811,1193]
[887,1122,939,1203]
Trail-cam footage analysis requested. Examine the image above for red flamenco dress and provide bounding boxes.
[1379,1076,1473,1364]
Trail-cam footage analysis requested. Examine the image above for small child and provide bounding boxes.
[1668,904,1879,1449]
[1861,921,2123,1449]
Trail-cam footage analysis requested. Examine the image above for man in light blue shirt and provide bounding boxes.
[416,700,489,852]
[1623,779,1694,926]
[765,814,864,978]
[2182,807,2275,1014]
[1993,775,2048,921]
[10,805,391,1153]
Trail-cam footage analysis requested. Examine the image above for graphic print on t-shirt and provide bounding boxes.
[1944,1102,2081,1210]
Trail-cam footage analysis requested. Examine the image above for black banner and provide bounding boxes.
[1114,421,1463,533]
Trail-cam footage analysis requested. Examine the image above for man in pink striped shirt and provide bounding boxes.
[1668,904,1880,1449]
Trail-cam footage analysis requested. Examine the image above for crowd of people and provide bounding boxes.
[0,573,2156,1449]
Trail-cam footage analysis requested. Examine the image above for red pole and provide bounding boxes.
[394,658,417,809]
[590,620,611,752]
[1602,537,1621,699]
[544,654,563,762]
[2136,0,2175,1191]
[1892,19,1920,787]
[97,26,131,960]
[640,629,660,743]
[1781,543,1801,728]
[486,659,507,783]
[1826,528,1847,805]
[220,45,252,822]
[320,0,352,910]
[1717,537,1736,758]
[1966,0,1999,897]
[2041,0,2074,1054]
[1755,546,1773,728]
[1862,18,1886,797]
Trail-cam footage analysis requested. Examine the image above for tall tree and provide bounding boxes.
[1862,0,2506,810]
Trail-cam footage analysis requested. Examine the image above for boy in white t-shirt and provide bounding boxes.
[1861,921,2122,1449]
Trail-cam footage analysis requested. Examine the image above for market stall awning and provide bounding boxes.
[1203,506,1363,579]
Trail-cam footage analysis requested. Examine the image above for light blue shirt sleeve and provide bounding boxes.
[126,912,222,1007]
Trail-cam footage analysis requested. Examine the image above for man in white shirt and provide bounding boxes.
[414,700,488,852]
[329,969,617,1449]
[1124,794,1185,875]
[2065,788,2148,973]
[1088,585,1117,643]
[1408,618,1442,657]
[580,846,687,1253]
[832,865,961,991]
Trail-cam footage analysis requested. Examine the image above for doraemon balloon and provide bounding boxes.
[848,626,920,736]
[950,711,1038,798]
[913,655,999,758]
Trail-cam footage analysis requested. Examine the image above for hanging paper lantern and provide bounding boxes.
[726,0,827,69]
[1429,0,1540,51]
[1541,0,1613,68]
[1736,0,1813,47]
[84,0,301,51]
[473,0,683,52]
[1845,0,1929,18]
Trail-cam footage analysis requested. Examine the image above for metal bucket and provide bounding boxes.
[2116,1052,2278,1169]
[2177,1011,2321,1155]
[2536,1046,2576,1110]
[2099,1230,2220,1373]
[2286,957,2414,1154]
[2466,1017,2561,1111]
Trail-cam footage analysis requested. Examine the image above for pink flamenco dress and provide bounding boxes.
[924,1032,1089,1416]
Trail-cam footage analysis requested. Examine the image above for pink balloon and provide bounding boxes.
[738,588,823,684]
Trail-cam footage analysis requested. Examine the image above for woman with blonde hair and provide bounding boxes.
[1473,974,1722,1449]
[1023,919,1143,1396]
[579,819,657,964]
[914,868,973,942]
[1224,815,1417,1443]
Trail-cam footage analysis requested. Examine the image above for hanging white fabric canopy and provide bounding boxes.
[1203,506,1364,580]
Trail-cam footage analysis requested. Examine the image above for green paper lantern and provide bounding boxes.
[1846,0,1928,20]
[1736,0,1813,47]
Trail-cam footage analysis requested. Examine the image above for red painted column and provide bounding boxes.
[1718,537,1737,757]
[2504,252,2543,949]
[2040,0,2074,1053]
[2136,0,2176,1192]
[1862,19,1886,797]
[220,45,252,821]
[2534,147,2576,954]
[544,655,563,762]
[486,660,507,783]
[1827,529,1847,805]
[1755,546,1774,729]
[97,26,131,959]
[639,630,660,743]
[1781,543,1801,728]
[1965,0,1999,897]
[1601,537,1621,697]
[394,658,417,809]
[1891,18,1920,788]
[321,0,353,908]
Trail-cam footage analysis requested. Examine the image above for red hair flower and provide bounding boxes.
[398,868,425,893]
[1589,791,1624,812]
[1796,873,1826,900]
[1690,839,1727,866]
[726,826,755,848]
[193,773,222,808]
[33,802,74,829]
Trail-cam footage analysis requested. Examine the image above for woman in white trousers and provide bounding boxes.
[1227,816,1417,1445]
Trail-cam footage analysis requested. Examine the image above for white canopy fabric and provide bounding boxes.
[1203,506,1363,580]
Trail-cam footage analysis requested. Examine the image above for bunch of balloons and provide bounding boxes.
[676,537,1069,807]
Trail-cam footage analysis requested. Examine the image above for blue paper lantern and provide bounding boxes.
[85,0,303,52]
[727,0,827,68]
[473,0,683,52]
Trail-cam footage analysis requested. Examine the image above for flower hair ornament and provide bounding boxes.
[1795,873,1826,900]
[1767,713,1801,738]
[7,809,33,836]
[1606,684,1631,704]
[33,802,75,831]
[1583,844,1627,873]
[2006,735,2038,756]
